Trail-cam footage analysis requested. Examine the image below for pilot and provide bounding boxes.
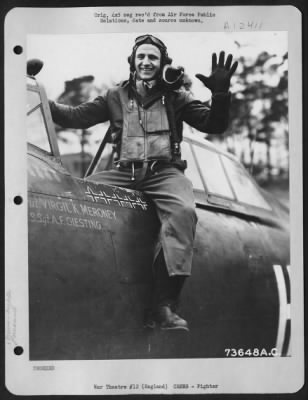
[49,34,238,331]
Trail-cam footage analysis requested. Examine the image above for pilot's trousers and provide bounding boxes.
[87,165,198,277]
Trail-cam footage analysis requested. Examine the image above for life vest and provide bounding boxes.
[117,87,172,163]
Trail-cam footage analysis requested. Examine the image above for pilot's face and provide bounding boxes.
[134,44,161,81]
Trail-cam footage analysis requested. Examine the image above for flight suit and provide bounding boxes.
[49,81,231,277]
[49,81,230,325]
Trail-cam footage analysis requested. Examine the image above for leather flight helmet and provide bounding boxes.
[128,34,173,76]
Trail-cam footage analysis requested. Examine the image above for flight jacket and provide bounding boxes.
[49,81,231,163]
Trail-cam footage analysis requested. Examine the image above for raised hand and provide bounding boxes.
[195,51,238,93]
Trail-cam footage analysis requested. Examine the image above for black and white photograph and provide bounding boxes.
[4,5,304,395]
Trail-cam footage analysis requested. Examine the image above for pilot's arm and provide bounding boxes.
[177,51,238,134]
[49,94,109,129]
[177,92,231,134]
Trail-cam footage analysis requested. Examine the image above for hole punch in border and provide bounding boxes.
[14,346,24,356]
[14,196,23,205]
[13,45,23,55]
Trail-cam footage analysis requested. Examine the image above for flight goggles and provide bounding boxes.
[134,34,167,51]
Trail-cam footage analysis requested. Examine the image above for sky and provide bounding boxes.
[27,31,288,101]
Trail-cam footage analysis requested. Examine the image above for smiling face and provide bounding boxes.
[134,44,162,81]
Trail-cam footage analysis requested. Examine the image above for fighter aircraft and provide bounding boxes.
[26,60,290,360]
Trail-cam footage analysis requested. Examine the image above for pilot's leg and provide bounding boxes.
[86,167,136,188]
[138,166,197,330]
[150,248,188,330]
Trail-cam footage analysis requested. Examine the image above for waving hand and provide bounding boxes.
[195,51,238,93]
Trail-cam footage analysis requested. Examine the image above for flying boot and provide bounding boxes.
[150,250,189,331]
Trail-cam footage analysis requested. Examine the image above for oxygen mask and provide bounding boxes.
[162,65,185,90]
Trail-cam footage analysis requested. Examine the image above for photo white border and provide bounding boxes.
[5,5,304,395]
